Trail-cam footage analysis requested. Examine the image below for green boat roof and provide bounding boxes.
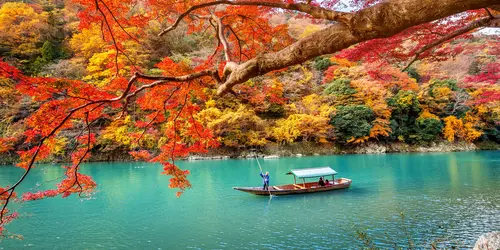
[290,167,338,178]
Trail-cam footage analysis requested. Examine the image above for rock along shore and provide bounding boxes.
[185,140,488,161]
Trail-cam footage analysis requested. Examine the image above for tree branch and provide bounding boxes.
[485,8,495,18]
[158,0,353,36]
[134,85,181,146]
[227,25,248,62]
[95,0,140,74]
[215,0,500,95]
[0,69,219,225]
[212,14,231,62]
[403,15,500,71]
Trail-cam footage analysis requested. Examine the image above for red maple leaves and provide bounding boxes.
[22,166,97,201]
[465,62,500,85]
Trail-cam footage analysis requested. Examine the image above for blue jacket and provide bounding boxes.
[260,172,270,185]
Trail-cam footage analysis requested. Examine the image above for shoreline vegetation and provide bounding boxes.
[1,140,498,165]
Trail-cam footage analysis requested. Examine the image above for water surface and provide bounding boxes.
[1,151,500,249]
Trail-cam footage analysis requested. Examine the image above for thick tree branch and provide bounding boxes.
[216,0,500,95]
[116,70,220,110]
[158,0,353,36]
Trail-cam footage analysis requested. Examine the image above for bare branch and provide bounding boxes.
[0,140,43,223]
[451,90,470,115]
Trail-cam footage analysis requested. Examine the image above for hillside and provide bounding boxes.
[1,1,500,164]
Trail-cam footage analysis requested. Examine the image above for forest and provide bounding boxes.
[1,0,500,237]
[1,1,499,156]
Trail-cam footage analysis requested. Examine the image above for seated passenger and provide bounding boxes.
[318,177,325,187]
[324,179,330,186]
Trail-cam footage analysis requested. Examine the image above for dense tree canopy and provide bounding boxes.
[1,0,500,237]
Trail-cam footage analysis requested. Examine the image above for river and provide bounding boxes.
[1,151,499,249]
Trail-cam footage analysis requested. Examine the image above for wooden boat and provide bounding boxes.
[233,166,351,196]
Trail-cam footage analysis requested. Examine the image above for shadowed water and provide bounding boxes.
[1,151,499,249]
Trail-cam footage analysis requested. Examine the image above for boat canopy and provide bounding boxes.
[290,167,338,178]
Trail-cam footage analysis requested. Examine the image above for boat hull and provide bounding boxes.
[233,178,352,196]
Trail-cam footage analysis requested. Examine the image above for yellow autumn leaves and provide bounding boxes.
[194,94,334,147]
[443,113,482,142]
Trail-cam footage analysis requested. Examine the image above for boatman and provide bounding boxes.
[260,171,270,190]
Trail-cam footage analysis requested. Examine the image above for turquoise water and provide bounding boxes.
[1,151,500,249]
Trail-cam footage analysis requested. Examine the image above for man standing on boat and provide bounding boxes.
[260,171,270,190]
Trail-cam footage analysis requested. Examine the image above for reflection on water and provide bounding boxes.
[0,151,499,249]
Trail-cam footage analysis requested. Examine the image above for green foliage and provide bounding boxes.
[27,40,66,75]
[468,60,481,75]
[482,126,500,143]
[41,41,57,61]
[313,57,331,71]
[405,67,421,83]
[414,118,443,142]
[387,91,421,142]
[27,57,49,75]
[475,140,500,150]
[259,103,285,119]
[388,90,421,113]
[330,105,374,143]
[324,78,357,96]
[428,79,458,97]
[144,21,209,67]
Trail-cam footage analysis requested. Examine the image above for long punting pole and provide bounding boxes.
[253,152,272,198]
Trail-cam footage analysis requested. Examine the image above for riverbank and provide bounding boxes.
[2,140,498,165]
[187,140,494,160]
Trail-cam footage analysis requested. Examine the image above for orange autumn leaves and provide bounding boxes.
[0,55,215,205]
